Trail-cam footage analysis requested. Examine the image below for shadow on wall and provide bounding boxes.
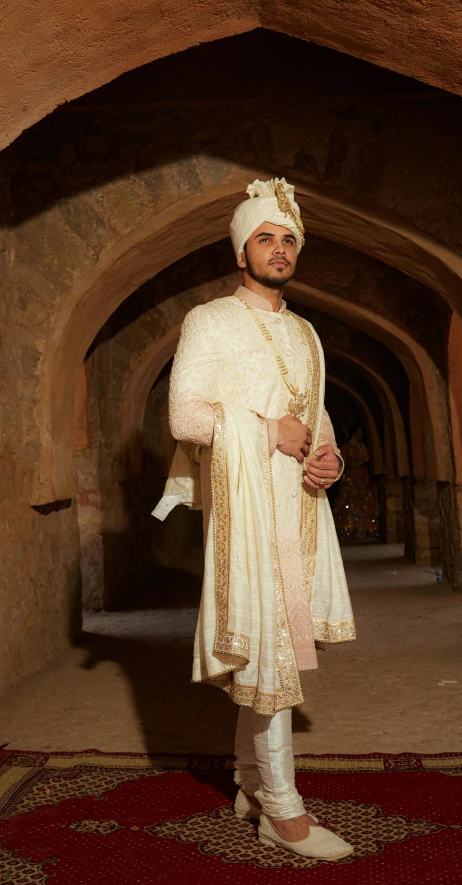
[98,447,203,611]
[75,566,311,755]
[5,32,441,229]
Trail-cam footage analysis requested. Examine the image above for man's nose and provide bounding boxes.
[274,241,286,254]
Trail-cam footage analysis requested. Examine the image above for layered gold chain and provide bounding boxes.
[241,301,312,418]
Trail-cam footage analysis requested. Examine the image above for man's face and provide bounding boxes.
[237,222,298,289]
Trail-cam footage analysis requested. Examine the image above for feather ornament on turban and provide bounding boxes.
[230,177,305,257]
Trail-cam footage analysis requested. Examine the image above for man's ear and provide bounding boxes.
[237,250,246,270]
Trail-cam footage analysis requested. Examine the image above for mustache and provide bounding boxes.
[268,258,291,267]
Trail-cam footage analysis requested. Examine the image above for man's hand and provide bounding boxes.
[304,444,340,489]
[277,415,312,463]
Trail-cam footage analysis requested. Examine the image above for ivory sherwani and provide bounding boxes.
[164,286,355,714]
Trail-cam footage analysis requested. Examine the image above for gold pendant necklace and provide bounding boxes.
[287,391,309,419]
[241,302,312,419]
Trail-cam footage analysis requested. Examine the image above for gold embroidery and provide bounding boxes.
[289,314,320,604]
[312,618,357,643]
[275,181,305,246]
[209,403,250,661]
[201,414,303,714]
[226,683,297,716]
[205,679,301,716]
[261,417,304,711]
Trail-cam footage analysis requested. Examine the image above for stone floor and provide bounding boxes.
[2,544,462,755]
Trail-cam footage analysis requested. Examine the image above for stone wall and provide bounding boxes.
[0,500,81,691]
[2,9,462,149]
[384,478,405,545]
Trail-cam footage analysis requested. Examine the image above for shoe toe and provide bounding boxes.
[258,815,353,860]
[314,827,353,859]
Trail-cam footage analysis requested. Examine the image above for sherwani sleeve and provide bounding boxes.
[318,407,344,479]
[169,308,218,446]
[169,306,279,451]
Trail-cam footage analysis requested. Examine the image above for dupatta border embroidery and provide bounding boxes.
[205,407,303,714]
[290,314,320,604]
[210,403,250,660]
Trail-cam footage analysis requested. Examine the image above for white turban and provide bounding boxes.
[230,177,305,258]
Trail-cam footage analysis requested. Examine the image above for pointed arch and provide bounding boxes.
[33,176,458,503]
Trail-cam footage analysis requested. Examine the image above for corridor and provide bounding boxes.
[2,544,461,756]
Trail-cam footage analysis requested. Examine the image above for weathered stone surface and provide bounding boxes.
[384,478,405,545]
[412,479,442,567]
[1,5,462,149]
[439,483,462,591]
[0,500,82,691]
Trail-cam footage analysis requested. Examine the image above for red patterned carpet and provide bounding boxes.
[1,750,461,884]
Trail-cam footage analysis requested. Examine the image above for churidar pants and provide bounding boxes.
[234,707,305,820]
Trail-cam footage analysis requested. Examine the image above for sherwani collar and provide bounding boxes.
[235,285,287,314]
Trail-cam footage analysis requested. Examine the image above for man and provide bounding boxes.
[153,178,355,860]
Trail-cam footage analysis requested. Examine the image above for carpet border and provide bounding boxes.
[1,748,462,773]
[2,749,462,820]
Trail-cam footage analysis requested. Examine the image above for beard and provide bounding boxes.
[245,255,294,289]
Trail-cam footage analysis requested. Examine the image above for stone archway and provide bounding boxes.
[326,374,384,475]
[324,347,407,477]
[449,312,462,486]
[2,8,461,151]
[32,177,461,505]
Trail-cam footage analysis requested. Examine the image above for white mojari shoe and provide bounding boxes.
[234,788,262,820]
[258,813,354,861]
[234,789,320,825]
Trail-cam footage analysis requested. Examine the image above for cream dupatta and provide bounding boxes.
[192,402,303,714]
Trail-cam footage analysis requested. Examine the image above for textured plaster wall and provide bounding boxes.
[296,238,451,378]
[1,4,462,149]
[0,501,81,691]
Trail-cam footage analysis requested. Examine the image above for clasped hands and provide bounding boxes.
[277,414,339,489]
